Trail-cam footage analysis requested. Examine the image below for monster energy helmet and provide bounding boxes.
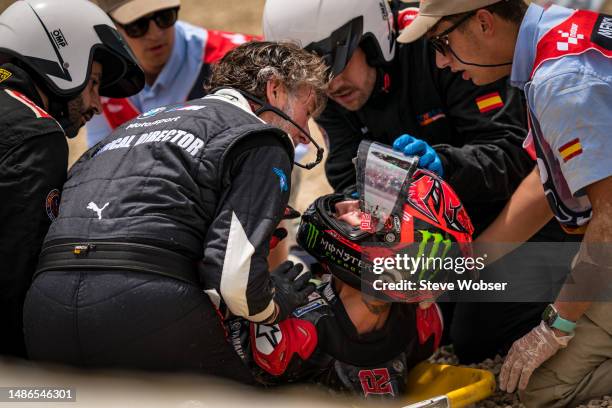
[297,141,474,302]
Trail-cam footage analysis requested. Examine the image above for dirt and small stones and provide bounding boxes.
[578,399,612,408]
[428,347,610,408]
[428,346,523,408]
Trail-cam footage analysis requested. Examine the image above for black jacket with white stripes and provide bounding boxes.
[42,89,294,322]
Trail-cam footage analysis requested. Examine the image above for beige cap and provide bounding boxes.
[95,0,180,25]
[397,0,503,43]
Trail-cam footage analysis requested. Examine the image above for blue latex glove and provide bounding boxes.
[393,134,444,177]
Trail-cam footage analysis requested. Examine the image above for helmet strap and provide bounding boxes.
[16,61,81,139]
[47,97,80,138]
[368,66,396,102]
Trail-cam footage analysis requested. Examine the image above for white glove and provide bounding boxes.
[499,320,574,393]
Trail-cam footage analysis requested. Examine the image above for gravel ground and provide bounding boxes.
[429,346,611,408]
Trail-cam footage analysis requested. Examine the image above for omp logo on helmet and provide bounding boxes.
[416,230,452,280]
[0,68,12,83]
[305,223,320,250]
[51,28,68,48]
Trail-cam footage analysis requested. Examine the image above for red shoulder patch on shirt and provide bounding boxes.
[475,92,504,114]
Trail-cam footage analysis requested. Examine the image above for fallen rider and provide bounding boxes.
[225,157,475,399]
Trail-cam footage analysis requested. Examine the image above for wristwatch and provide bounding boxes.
[542,304,577,334]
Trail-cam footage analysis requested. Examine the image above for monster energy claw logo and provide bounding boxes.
[306,224,320,249]
[416,230,452,281]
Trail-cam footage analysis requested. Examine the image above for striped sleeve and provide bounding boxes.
[199,136,292,321]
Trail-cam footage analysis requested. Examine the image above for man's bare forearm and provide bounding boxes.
[475,166,553,263]
[553,176,612,327]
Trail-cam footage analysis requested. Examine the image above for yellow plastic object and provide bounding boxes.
[402,362,496,408]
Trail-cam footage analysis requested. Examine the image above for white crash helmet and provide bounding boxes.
[0,0,144,99]
[263,0,396,75]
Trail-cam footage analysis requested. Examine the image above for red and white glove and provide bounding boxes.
[499,321,573,393]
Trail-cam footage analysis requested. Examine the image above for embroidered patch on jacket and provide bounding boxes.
[358,368,395,397]
[0,68,12,83]
[273,167,288,192]
[45,189,60,221]
[417,108,446,127]
[476,92,504,113]
[558,138,583,163]
[592,14,612,50]
[292,298,326,318]
[138,106,166,119]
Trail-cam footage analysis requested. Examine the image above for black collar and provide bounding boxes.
[0,63,47,109]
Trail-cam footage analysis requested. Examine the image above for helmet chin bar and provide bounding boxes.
[47,96,80,138]
[235,89,325,170]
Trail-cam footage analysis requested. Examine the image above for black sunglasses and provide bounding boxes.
[429,11,476,57]
[118,7,179,38]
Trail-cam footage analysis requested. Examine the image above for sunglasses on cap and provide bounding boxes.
[117,7,179,38]
[428,11,475,57]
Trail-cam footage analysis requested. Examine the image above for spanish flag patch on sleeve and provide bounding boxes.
[475,92,504,113]
[558,138,583,163]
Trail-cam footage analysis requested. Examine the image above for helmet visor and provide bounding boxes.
[356,141,418,233]
[93,24,144,98]
[305,16,363,76]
